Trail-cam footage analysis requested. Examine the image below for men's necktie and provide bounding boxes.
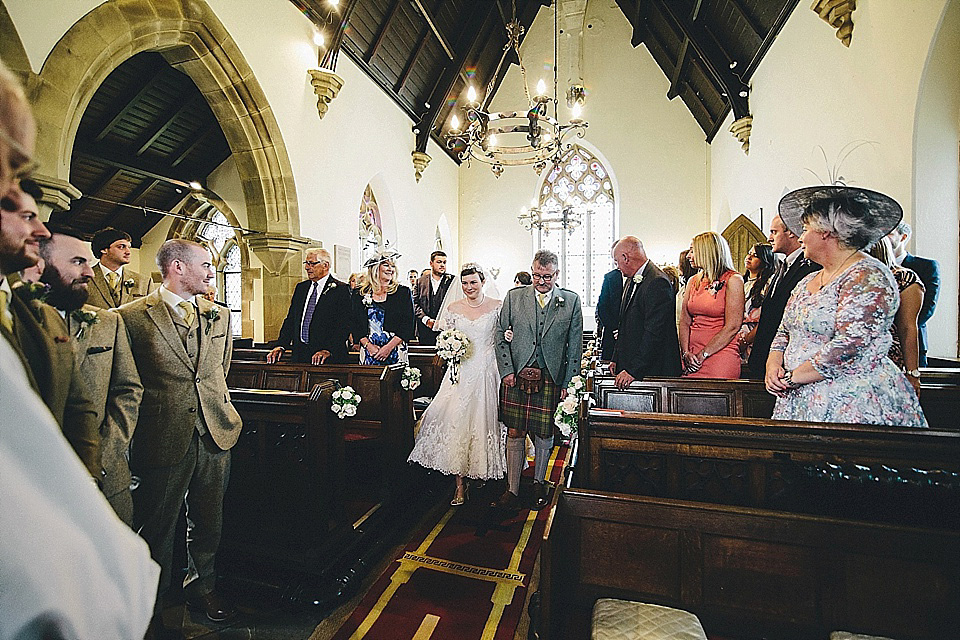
[107,271,120,294]
[177,300,195,326]
[0,290,12,333]
[620,279,635,314]
[767,259,788,298]
[537,292,546,309]
[301,282,318,343]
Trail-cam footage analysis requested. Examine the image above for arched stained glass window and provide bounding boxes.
[359,184,384,264]
[223,243,242,336]
[197,208,243,336]
[537,145,616,307]
[199,211,232,253]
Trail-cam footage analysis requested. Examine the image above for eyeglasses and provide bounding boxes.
[303,260,324,267]
[531,273,556,282]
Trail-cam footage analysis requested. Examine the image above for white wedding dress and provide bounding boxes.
[407,307,506,480]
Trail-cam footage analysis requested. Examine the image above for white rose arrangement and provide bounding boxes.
[331,385,361,419]
[554,375,589,437]
[400,366,421,391]
[436,328,469,384]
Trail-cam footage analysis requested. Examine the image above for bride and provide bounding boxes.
[407,263,506,505]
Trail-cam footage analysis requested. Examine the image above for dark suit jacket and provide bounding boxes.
[613,263,682,378]
[86,264,149,310]
[6,289,101,477]
[272,277,351,363]
[747,257,821,379]
[595,268,624,360]
[901,253,940,363]
[351,285,417,348]
[414,273,454,344]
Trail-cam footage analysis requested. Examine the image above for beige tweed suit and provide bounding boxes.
[68,304,143,525]
[116,288,241,603]
[87,263,150,310]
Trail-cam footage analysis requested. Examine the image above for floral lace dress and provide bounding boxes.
[407,307,507,480]
[771,256,927,427]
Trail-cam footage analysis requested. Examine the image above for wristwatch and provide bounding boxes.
[906,368,921,378]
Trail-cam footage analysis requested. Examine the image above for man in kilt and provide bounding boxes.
[495,249,583,510]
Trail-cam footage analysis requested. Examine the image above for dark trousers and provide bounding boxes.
[133,431,231,610]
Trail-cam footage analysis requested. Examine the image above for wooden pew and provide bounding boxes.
[589,375,960,431]
[227,361,414,496]
[535,409,960,639]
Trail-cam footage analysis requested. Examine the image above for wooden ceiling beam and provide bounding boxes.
[93,65,171,142]
[134,94,202,156]
[396,0,446,94]
[169,124,219,168]
[366,0,402,63]
[744,1,799,79]
[83,167,124,199]
[76,140,193,188]
[411,0,454,60]
[727,0,765,41]
[648,0,749,119]
[99,177,162,230]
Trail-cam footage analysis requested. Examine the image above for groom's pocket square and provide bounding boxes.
[86,345,113,354]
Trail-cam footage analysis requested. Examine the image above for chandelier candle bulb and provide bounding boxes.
[466,85,478,105]
[450,114,461,134]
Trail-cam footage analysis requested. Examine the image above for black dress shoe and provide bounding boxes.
[187,590,238,623]
[532,482,550,510]
[491,490,520,511]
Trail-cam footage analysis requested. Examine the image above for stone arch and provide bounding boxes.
[28,0,299,239]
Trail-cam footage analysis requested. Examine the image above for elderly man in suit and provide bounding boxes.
[267,247,351,364]
[496,249,582,511]
[39,229,142,525]
[610,236,681,388]
[414,250,454,345]
[747,214,821,379]
[118,238,243,625]
[887,221,940,366]
[87,227,150,309]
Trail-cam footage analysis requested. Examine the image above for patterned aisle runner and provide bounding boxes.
[329,445,568,640]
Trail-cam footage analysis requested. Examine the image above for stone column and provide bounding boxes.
[246,232,314,340]
[31,174,82,221]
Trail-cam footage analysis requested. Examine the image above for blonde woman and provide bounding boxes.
[679,231,745,378]
[350,250,415,365]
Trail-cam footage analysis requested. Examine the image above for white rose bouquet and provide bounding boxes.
[436,328,469,384]
[331,385,361,419]
[554,375,590,437]
[400,366,421,391]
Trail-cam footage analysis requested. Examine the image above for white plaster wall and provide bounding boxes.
[914,0,960,357]
[709,0,955,357]
[458,1,708,297]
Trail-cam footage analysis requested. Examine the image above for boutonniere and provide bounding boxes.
[328,281,336,289]
[632,271,644,285]
[71,308,99,340]
[202,306,220,334]
[122,278,136,291]
[707,279,725,295]
[17,281,50,303]
[554,295,565,308]
[362,293,373,307]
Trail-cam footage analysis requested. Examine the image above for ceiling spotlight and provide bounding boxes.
[729,60,738,69]
[188,181,202,190]
[314,31,325,47]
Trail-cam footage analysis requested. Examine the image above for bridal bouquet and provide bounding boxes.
[400,366,421,391]
[331,385,361,419]
[437,328,469,384]
[554,375,589,438]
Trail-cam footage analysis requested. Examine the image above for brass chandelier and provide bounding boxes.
[444,2,587,177]
[517,202,584,235]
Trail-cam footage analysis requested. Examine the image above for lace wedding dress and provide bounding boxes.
[407,307,506,480]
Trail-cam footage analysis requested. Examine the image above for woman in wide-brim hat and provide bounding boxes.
[351,249,416,365]
[765,185,927,427]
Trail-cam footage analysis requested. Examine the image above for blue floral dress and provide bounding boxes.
[771,256,927,427]
[360,303,409,365]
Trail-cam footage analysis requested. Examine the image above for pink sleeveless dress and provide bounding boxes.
[684,271,741,379]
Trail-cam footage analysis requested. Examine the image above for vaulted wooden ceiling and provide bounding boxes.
[59,1,799,243]
[53,52,232,246]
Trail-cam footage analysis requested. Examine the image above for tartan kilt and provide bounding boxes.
[499,371,561,439]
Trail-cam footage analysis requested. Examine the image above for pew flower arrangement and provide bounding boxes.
[437,328,469,384]
[554,375,589,437]
[331,385,361,419]
[400,366,421,391]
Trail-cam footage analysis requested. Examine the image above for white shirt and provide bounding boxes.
[100,264,124,280]
[158,284,196,319]
[0,337,159,639]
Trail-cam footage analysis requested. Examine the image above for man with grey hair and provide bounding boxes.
[887,221,940,366]
[117,238,242,627]
[268,246,351,364]
[496,249,582,511]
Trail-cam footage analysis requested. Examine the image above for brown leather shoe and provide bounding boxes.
[187,590,238,623]
[492,490,520,511]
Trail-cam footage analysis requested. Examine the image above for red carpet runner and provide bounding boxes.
[330,445,569,640]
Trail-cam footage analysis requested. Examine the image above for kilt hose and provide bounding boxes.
[498,370,561,439]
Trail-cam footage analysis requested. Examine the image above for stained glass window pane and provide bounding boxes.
[199,211,232,253]
[224,244,242,337]
[535,145,616,307]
